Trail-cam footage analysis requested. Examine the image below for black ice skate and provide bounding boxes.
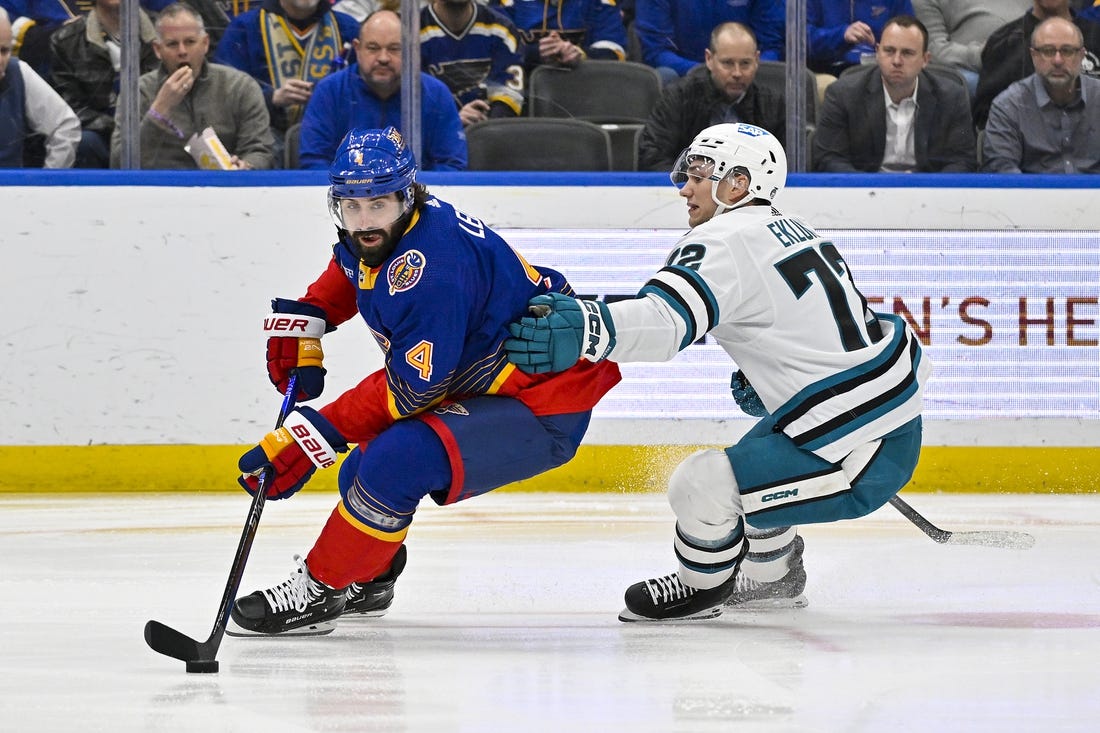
[618,572,738,623]
[342,544,408,618]
[228,555,345,636]
[723,535,808,609]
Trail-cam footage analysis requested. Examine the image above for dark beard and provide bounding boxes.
[349,228,399,268]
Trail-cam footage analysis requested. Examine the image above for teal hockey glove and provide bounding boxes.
[731,370,768,417]
[505,293,616,374]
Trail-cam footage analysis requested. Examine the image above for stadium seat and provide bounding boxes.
[754,61,819,126]
[527,60,662,123]
[465,118,613,171]
[284,122,302,169]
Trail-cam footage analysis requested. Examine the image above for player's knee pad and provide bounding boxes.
[667,448,742,524]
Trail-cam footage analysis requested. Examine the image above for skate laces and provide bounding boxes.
[734,570,763,593]
[643,573,694,603]
[262,554,326,613]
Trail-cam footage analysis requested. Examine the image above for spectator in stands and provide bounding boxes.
[813,14,976,172]
[635,0,786,86]
[808,0,915,76]
[489,0,626,72]
[421,0,525,126]
[1081,0,1100,23]
[0,5,79,166]
[0,0,227,79]
[214,0,359,165]
[982,15,1100,171]
[638,22,784,172]
[974,0,1100,128]
[297,9,466,170]
[110,2,274,169]
[912,0,1031,98]
[49,0,159,168]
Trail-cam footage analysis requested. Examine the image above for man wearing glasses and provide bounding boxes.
[982,15,1100,172]
[973,0,1100,129]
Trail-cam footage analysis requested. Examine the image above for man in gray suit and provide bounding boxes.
[813,14,976,172]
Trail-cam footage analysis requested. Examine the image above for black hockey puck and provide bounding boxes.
[186,659,219,674]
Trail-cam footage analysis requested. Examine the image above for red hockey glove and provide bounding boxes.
[238,407,348,499]
[264,298,328,401]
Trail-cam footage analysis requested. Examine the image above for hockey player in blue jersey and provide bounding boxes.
[505,122,931,622]
[228,126,620,635]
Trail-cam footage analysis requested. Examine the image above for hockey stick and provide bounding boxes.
[144,375,299,673]
[889,495,1035,549]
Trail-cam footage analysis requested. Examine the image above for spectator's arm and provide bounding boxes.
[634,0,696,75]
[421,75,468,171]
[806,0,851,68]
[751,0,786,62]
[296,80,341,170]
[810,84,858,172]
[20,60,79,168]
[233,76,276,170]
[935,91,977,173]
[582,0,627,61]
[980,96,1023,173]
[912,0,982,71]
[484,15,526,116]
[636,92,684,172]
[49,30,114,135]
[212,16,278,114]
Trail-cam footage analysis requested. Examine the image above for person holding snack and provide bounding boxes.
[109,2,274,170]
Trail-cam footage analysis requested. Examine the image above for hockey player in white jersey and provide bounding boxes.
[504,122,931,622]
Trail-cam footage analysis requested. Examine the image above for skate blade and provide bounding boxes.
[617,605,724,623]
[340,600,394,619]
[723,594,809,610]
[225,619,337,637]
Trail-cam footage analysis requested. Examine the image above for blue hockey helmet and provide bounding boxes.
[328,127,418,231]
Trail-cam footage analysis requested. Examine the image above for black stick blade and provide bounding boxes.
[144,619,206,663]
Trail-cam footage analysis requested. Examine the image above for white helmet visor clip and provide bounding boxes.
[670,152,723,189]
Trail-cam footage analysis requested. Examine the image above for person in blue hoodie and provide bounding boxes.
[297,9,467,171]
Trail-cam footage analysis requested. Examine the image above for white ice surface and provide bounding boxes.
[2,492,1097,732]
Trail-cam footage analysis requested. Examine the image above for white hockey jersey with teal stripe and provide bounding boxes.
[604,204,931,463]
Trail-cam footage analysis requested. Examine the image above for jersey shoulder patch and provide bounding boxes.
[387,249,427,295]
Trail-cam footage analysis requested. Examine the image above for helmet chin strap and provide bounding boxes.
[710,173,754,215]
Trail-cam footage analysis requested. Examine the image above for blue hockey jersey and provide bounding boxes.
[304,195,621,442]
[490,0,627,66]
[420,2,526,115]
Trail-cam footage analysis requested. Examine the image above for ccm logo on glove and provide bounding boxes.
[582,301,605,359]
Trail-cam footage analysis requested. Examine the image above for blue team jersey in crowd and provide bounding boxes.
[420,2,526,114]
[490,0,626,65]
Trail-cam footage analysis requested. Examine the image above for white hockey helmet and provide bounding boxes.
[671,123,787,212]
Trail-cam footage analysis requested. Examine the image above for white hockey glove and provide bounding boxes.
[505,293,616,374]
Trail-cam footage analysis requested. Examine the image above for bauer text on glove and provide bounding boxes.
[265,298,329,401]
[238,407,348,499]
[504,293,616,374]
